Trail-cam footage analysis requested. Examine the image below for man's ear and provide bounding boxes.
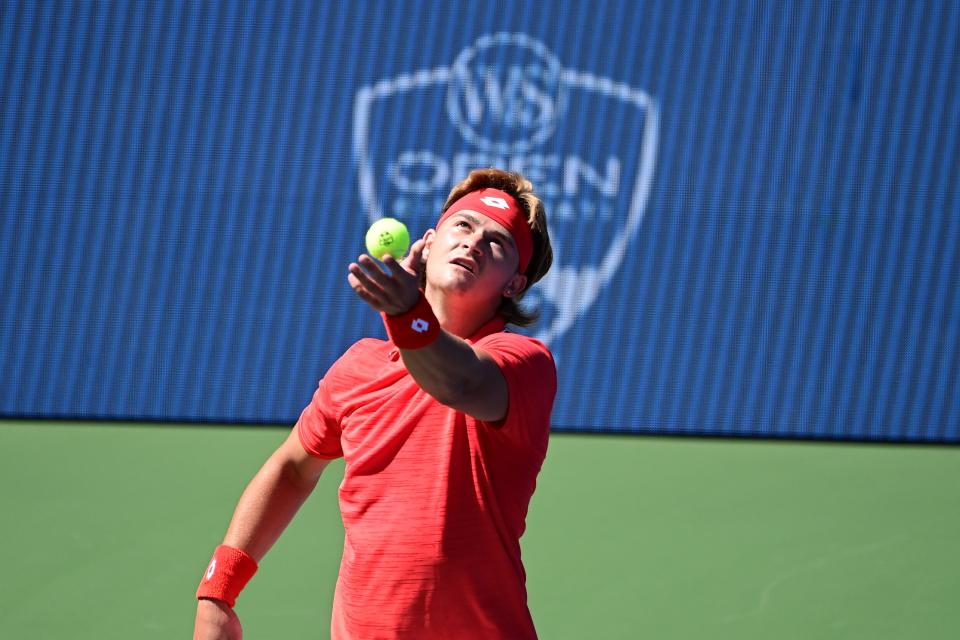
[422,229,435,258]
[503,273,528,298]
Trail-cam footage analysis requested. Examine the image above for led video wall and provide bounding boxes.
[2,0,957,441]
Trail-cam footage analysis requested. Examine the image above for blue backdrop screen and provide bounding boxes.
[2,0,958,441]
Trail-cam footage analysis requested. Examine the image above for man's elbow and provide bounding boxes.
[269,431,330,491]
[427,377,470,408]
[429,375,507,422]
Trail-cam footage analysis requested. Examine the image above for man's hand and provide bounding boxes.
[348,237,427,315]
[194,599,243,640]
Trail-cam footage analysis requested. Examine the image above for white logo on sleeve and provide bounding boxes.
[205,558,217,581]
[479,196,509,209]
[411,318,430,333]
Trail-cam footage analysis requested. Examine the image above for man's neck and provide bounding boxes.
[424,287,497,339]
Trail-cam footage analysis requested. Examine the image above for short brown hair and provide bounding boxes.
[440,168,553,327]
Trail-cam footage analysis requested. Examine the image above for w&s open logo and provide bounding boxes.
[354,33,658,344]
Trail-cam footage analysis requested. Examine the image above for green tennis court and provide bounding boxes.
[1,421,956,638]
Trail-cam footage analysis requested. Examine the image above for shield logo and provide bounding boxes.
[354,32,659,345]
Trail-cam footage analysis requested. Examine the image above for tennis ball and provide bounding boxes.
[365,218,410,259]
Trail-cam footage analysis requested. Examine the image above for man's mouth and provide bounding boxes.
[449,257,477,274]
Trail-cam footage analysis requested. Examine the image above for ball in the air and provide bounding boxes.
[365,218,410,259]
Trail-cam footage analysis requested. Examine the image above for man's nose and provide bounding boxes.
[462,231,484,256]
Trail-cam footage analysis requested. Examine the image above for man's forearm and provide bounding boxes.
[220,453,321,561]
[400,329,482,398]
[399,330,507,421]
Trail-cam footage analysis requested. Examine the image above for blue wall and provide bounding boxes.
[2,0,957,441]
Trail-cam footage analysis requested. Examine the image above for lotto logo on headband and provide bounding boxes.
[480,196,510,210]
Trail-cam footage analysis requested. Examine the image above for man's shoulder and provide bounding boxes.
[475,330,556,377]
[476,330,552,357]
[344,337,392,357]
[325,337,392,377]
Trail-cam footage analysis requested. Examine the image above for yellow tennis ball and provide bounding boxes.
[365,218,410,259]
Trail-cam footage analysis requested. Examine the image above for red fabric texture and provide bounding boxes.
[437,188,534,272]
[296,317,556,639]
[196,545,259,608]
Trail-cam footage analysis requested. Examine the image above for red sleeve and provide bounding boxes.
[475,332,557,443]
[296,376,344,459]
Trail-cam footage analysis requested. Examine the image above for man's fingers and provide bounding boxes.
[347,271,386,308]
[349,251,423,315]
[354,285,382,308]
[382,253,418,280]
[400,238,427,272]
[355,255,398,290]
[410,238,427,260]
[348,261,389,299]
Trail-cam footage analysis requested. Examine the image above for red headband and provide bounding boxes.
[437,188,534,273]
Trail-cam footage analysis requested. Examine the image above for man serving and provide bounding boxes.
[194,168,556,639]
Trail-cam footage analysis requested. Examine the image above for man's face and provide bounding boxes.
[423,210,527,306]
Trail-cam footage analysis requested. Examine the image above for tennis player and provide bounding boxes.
[193,168,556,639]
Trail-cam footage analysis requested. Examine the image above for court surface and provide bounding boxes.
[0,421,956,639]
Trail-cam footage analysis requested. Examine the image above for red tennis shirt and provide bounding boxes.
[296,315,556,639]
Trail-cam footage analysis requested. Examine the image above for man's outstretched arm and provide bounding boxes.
[347,240,509,422]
